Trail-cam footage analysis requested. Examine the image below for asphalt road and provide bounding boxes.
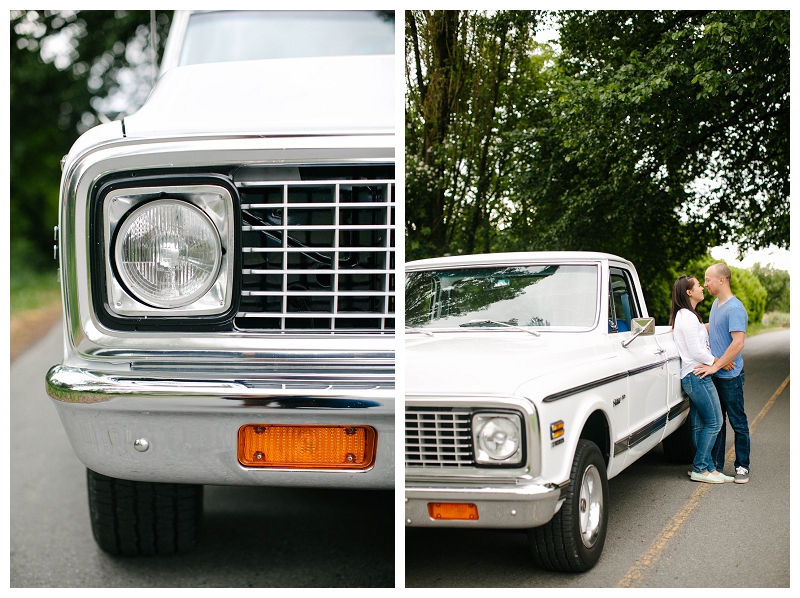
[10,323,394,588]
[405,328,790,588]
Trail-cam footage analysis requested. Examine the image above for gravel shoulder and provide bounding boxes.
[10,303,62,362]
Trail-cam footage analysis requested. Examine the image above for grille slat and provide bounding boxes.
[242,291,394,296]
[236,173,394,333]
[405,409,474,468]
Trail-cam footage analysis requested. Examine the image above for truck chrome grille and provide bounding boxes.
[235,171,395,333]
[405,408,474,467]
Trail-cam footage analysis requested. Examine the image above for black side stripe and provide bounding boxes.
[668,396,690,420]
[543,372,628,403]
[628,414,668,448]
[542,360,665,403]
[614,398,691,456]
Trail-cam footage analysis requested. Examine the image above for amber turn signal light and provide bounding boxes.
[550,420,565,440]
[428,502,479,521]
[237,424,377,470]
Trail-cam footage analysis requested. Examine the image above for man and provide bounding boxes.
[694,263,750,484]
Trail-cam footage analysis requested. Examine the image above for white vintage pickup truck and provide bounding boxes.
[404,251,693,572]
[46,10,396,556]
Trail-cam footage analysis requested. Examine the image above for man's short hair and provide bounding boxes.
[710,263,731,281]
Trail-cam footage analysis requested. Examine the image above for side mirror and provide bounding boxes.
[622,317,655,348]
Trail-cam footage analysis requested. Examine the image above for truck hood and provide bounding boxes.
[123,55,394,138]
[406,331,615,399]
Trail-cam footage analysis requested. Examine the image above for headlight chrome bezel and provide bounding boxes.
[113,198,223,309]
[472,411,524,466]
[92,175,240,328]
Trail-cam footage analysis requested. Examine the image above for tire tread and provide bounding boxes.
[529,439,609,572]
[86,469,202,556]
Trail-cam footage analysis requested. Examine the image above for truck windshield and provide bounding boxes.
[179,11,395,67]
[406,264,599,329]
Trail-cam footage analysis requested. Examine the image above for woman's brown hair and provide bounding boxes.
[669,275,704,326]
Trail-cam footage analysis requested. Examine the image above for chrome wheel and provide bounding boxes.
[579,463,603,548]
[529,439,609,572]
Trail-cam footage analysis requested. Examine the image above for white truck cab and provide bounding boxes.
[405,251,692,572]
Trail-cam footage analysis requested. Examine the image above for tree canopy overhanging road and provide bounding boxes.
[405,10,789,323]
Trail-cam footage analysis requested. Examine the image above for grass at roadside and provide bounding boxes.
[10,270,61,315]
[10,270,62,361]
[747,311,790,336]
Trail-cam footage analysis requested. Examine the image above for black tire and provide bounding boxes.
[87,469,203,556]
[529,439,609,572]
[661,415,695,464]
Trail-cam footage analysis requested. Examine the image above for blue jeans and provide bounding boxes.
[681,372,723,474]
[711,371,750,472]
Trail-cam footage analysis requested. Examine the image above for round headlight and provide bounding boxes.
[114,200,222,308]
[474,414,521,463]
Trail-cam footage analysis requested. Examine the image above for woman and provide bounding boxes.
[669,275,733,483]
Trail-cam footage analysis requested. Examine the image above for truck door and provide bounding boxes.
[608,267,669,469]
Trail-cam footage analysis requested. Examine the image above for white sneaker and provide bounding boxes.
[734,466,749,484]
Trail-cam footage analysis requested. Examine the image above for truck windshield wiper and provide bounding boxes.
[405,326,434,337]
[459,319,540,336]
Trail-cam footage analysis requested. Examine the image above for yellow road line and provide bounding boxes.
[617,483,712,587]
[616,375,789,588]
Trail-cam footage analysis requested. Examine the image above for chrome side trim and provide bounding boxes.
[543,372,628,403]
[626,361,666,377]
[613,398,689,456]
[667,396,690,420]
[542,360,666,403]
[627,414,668,449]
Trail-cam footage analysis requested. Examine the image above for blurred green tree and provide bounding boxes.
[680,254,767,325]
[750,263,790,313]
[10,10,172,276]
[405,10,543,259]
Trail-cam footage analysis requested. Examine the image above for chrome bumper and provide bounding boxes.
[405,483,563,529]
[46,365,394,488]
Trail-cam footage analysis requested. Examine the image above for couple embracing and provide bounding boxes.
[669,263,751,485]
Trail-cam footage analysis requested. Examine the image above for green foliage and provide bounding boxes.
[750,263,790,313]
[554,10,789,254]
[9,269,61,314]
[732,267,768,326]
[405,10,543,260]
[10,10,173,276]
[10,228,61,313]
[404,10,788,328]
[680,254,767,326]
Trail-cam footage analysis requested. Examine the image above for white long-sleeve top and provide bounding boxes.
[673,308,715,378]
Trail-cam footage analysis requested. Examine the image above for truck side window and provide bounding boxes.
[608,268,639,333]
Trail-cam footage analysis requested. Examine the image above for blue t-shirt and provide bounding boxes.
[709,296,747,378]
